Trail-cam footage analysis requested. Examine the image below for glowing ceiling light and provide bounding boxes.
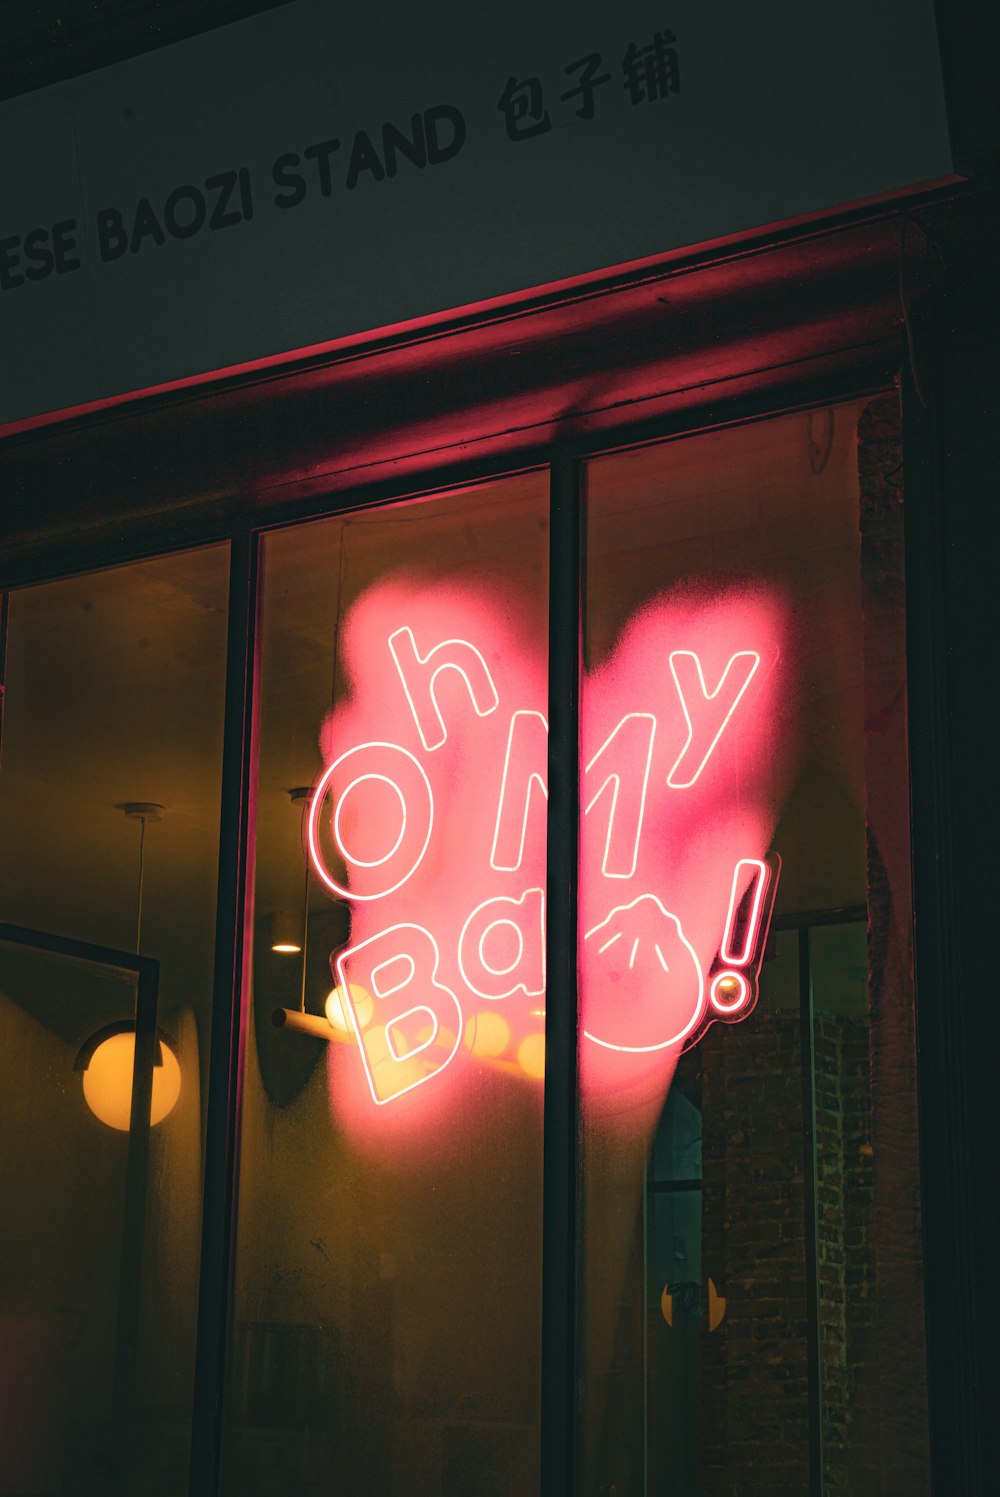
[270,910,303,954]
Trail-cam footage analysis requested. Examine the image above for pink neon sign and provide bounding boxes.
[306,582,785,1123]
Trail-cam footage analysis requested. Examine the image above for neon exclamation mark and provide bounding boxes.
[708,855,780,1019]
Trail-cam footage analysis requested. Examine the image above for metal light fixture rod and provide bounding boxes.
[271,1006,333,1041]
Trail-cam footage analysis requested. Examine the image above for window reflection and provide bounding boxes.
[0,546,229,1495]
[581,400,926,1493]
[226,476,548,1495]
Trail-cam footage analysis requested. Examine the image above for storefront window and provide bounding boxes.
[218,400,926,1494]
[579,399,928,1493]
[0,546,230,1495]
[224,474,550,1494]
[0,399,927,1496]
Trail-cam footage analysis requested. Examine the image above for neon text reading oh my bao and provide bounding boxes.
[306,582,784,1113]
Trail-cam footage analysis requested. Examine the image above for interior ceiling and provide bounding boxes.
[0,545,232,1039]
[0,1,292,103]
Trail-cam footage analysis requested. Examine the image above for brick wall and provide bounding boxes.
[815,1012,877,1495]
[701,1011,811,1496]
[698,1005,878,1497]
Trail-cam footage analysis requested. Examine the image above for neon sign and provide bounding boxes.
[306,582,784,1114]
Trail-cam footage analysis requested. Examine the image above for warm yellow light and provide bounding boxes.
[269,910,302,953]
[82,1032,182,1130]
[517,1032,546,1080]
[463,1011,511,1058]
[661,1285,674,1327]
[324,983,375,1034]
[708,1277,727,1332]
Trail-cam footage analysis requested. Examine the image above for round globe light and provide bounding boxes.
[82,1031,181,1130]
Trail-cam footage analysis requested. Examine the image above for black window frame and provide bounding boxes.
[0,189,992,1493]
[182,383,920,1496]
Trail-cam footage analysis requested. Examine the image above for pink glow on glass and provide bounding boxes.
[307,741,434,901]
[579,592,786,1097]
[335,775,406,867]
[335,923,463,1106]
[388,624,500,752]
[583,895,706,1052]
[313,580,548,1140]
[490,710,549,872]
[307,578,788,1125]
[665,650,762,789]
[584,713,656,879]
[458,887,546,1001]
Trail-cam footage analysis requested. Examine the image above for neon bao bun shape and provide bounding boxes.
[305,583,785,1111]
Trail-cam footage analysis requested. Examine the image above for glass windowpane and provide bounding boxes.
[0,546,230,1494]
[226,474,549,1495]
[579,400,926,1493]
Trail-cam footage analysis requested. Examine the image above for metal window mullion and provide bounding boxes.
[0,589,8,768]
[540,451,583,1497]
[189,527,261,1497]
[799,926,824,1494]
[112,957,160,1436]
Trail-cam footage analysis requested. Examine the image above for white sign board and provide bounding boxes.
[0,0,952,427]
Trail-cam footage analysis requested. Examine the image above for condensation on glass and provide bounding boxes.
[580,398,929,1495]
[0,546,230,1495]
[224,474,549,1495]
